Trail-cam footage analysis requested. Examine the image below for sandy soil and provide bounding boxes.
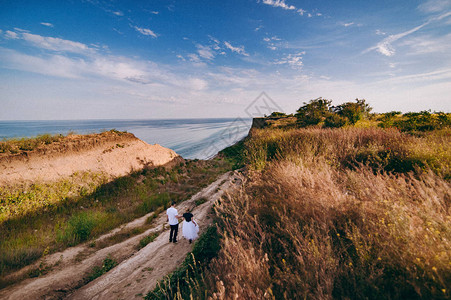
[0,170,244,300]
[0,132,179,185]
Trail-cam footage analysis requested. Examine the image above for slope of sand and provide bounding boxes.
[0,170,244,300]
[0,131,179,185]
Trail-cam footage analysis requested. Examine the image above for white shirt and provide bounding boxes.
[166,206,178,225]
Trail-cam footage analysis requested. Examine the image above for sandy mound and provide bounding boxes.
[0,131,179,185]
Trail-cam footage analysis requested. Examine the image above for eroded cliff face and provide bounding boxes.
[0,131,180,185]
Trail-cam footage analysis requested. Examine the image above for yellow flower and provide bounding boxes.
[349,262,353,266]
[377,257,382,261]
[432,267,437,272]
[442,289,446,294]
[336,233,340,237]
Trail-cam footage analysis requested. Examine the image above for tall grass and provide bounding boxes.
[170,127,450,299]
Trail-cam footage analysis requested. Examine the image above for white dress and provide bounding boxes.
[182,219,199,240]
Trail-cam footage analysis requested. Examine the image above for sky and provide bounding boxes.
[0,0,450,120]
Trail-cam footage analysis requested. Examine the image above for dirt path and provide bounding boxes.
[0,170,243,300]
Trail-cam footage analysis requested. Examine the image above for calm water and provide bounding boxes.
[0,118,252,159]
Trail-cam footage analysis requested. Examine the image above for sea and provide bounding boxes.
[0,118,252,159]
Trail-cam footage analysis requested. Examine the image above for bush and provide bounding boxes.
[295,98,332,127]
[85,256,118,283]
[138,232,159,249]
[393,111,451,132]
[324,114,347,128]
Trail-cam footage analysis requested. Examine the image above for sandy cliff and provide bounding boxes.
[0,131,180,185]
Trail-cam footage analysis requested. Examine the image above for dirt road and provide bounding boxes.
[0,170,243,300]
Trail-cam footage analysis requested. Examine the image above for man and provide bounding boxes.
[166,201,180,243]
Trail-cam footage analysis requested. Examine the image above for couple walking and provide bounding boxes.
[166,201,199,244]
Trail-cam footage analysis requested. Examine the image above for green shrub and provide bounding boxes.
[85,256,118,283]
[324,114,347,128]
[138,232,159,249]
[295,98,332,127]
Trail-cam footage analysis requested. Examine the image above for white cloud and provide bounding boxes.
[343,22,354,27]
[365,11,451,56]
[40,22,54,27]
[401,33,451,54]
[187,53,201,63]
[262,0,296,10]
[364,23,429,56]
[274,52,305,69]
[2,30,93,54]
[22,32,93,54]
[4,30,18,39]
[375,29,386,35]
[150,11,159,15]
[297,9,306,15]
[112,11,124,16]
[196,44,215,60]
[133,26,158,38]
[418,0,451,13]
[224,41,249,56]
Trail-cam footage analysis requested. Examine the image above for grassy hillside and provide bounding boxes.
[0,136,233,287]
[150,126,450,299]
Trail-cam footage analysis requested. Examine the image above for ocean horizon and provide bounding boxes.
[0,118,253,159]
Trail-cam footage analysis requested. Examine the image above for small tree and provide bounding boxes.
[295,98,332,127]
[335,99,373,125]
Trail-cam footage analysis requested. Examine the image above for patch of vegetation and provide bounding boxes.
[195,197,208,206]
[0,134,63,154]
[138,232,160,249]
[84,256,118,283]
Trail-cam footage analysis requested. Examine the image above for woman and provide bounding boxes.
[182,209,199,243]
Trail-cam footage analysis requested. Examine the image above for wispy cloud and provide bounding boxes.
[1,30,93,54]
[263,36,281,50]
[274,52,305,69]
[133,25,158,38]
[259,0,320,18]
[401,33,451,55]
[40,22,54,27]
[262,0,295,10]
[418,0,451,13]
[224,41,249,56]
[196,44,215,60]
[112,11,124,16]
[343,22,354,27]
[4,30,18,39]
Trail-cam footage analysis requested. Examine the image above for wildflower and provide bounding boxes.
[377,257,381,261]
[442,289,446,294]
[282,259,286,264]
[432,266,437,272]
[336,233,340,237]
[416,258,421,262]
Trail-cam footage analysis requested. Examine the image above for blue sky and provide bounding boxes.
[0,0,450,120]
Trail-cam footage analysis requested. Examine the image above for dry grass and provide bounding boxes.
[199,127,451,299]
